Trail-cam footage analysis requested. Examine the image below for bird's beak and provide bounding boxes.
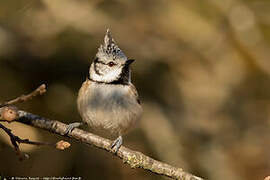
[125,59,135,66]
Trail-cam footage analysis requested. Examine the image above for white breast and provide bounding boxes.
[77,80,142,138]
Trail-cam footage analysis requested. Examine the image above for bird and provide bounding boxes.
[65,29,142,152]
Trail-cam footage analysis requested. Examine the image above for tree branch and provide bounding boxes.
[0,85,204,180]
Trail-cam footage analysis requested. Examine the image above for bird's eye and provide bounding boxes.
[108,61,116,67]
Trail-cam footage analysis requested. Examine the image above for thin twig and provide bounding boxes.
[0,122,55,161]
[0,123,51,146]
[0,84,46,108]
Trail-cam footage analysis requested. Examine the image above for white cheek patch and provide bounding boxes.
[90,65,122,83]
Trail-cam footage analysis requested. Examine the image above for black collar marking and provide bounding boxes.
[89,77,129,85]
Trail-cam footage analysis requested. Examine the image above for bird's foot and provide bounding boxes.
[111,136,123,153]
[64,122,85,135]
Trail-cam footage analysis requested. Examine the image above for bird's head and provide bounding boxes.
[89,29,134,84]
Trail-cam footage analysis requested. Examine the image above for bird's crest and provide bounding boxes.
[97,29,127,60]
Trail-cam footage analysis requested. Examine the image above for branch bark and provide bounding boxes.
[14,110,203,180]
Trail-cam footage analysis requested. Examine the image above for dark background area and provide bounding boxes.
[1,0,270,179]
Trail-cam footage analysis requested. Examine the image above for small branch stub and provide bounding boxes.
[56,140,71,150]
[0,106,19,122]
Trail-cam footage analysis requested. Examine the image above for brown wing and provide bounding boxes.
[129,83,141,105]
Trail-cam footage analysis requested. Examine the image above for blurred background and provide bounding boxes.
[0,0,270,179]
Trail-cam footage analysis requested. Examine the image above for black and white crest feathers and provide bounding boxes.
[97,29,127,61]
